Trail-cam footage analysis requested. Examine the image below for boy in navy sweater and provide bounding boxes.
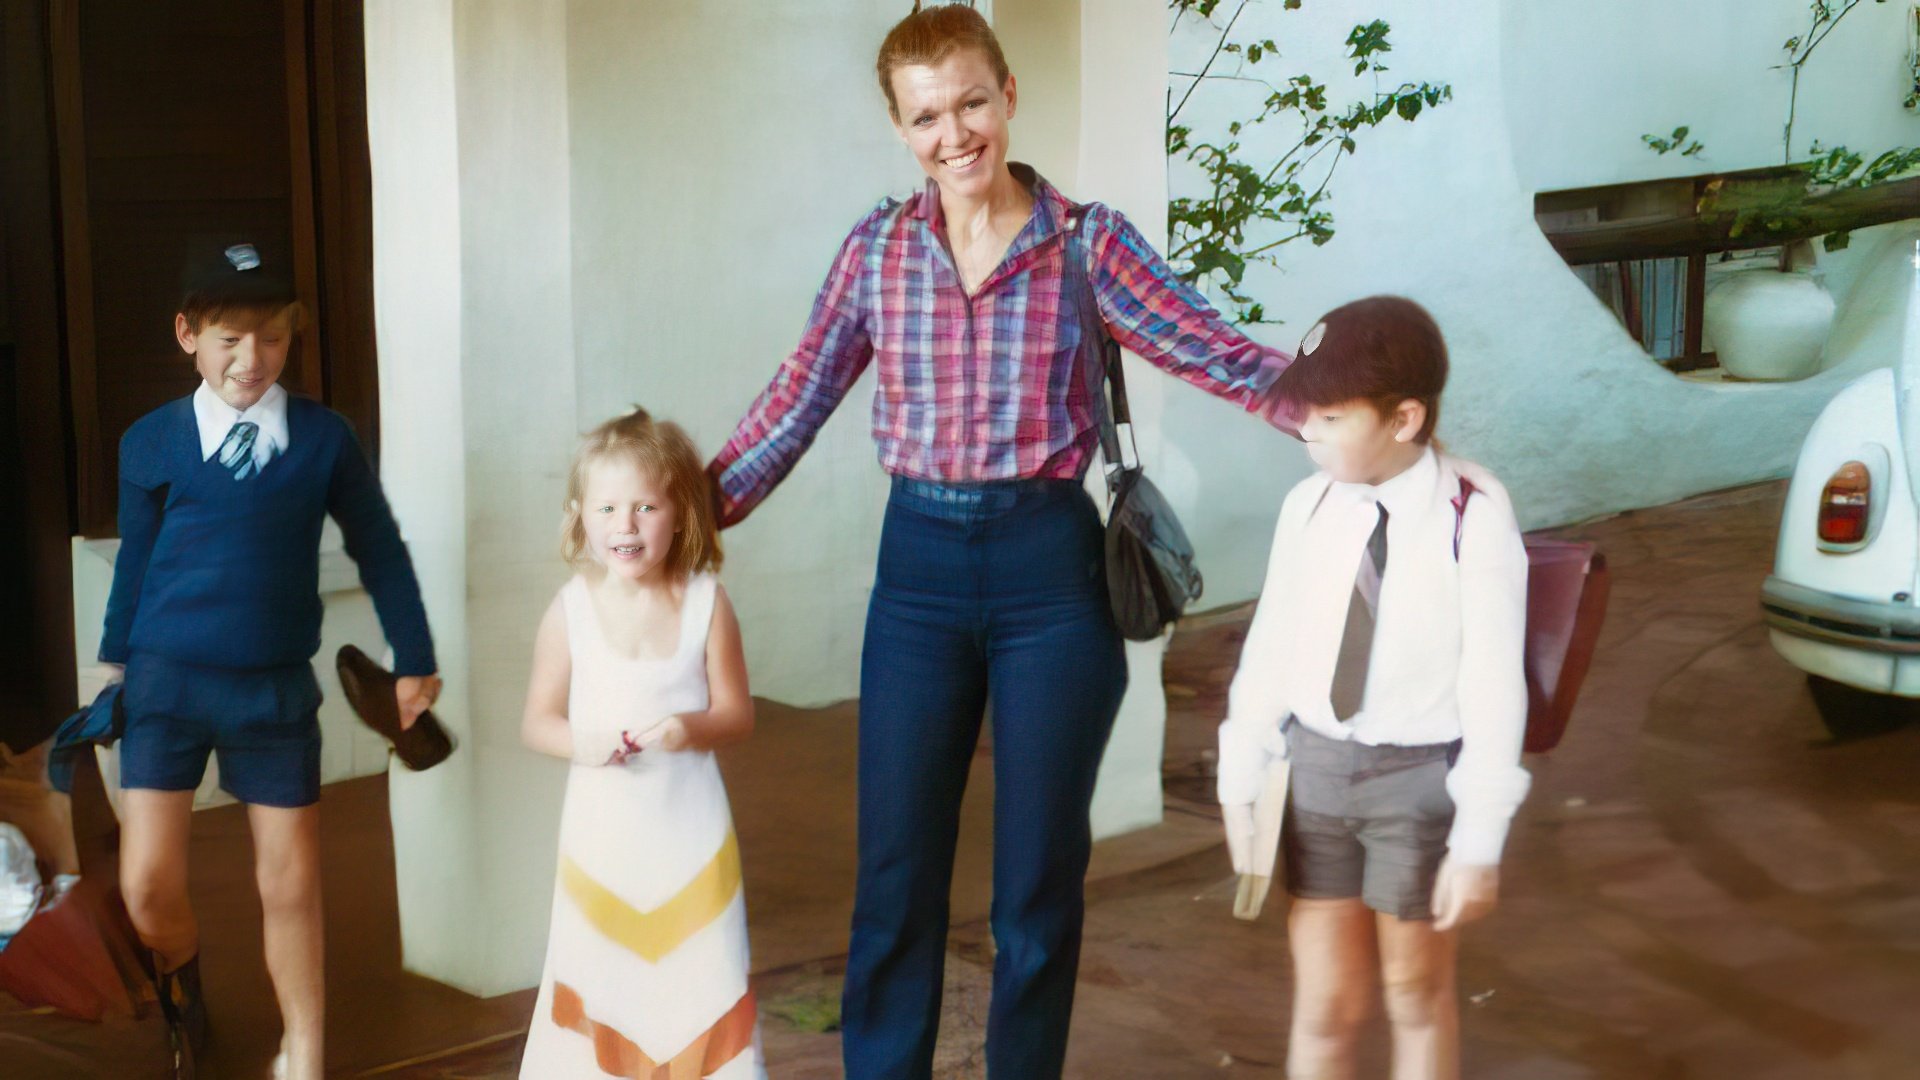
[99,244,439,1080]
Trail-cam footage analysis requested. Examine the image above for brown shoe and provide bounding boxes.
[335,646,456,771]
[148,950,205,1079]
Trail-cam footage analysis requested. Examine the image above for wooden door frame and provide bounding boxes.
[1,0,380,723]
[1,0,78,721]
[50,0,381,538]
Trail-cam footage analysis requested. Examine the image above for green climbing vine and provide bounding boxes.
[1166,0,1450,322]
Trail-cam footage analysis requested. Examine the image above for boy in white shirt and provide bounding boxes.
[1218,296,1531,1080]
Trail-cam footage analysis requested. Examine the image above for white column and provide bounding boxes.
[363,0,484,992]
[1078,0,1174,839]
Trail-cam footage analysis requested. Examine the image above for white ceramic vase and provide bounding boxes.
[1704,268,1836,381]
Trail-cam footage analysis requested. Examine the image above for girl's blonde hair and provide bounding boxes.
[561,407,722,577]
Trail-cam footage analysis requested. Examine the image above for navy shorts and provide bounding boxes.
[119,653,324,808]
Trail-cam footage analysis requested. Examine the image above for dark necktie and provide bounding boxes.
[1329,501,1389,721]
[217,421,261,481]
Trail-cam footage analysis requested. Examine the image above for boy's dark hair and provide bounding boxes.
[1269,295,1448,443]
[178,241,305,333]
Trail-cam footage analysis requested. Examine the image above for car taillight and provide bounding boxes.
[1817,461,1871,546]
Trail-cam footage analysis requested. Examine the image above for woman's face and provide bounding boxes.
[889,48,1016,203]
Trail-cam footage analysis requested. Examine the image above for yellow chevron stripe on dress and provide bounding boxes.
[560,830,742,963]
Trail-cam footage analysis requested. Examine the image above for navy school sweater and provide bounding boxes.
[99,393,437,676]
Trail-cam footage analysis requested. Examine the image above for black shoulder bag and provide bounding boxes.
[1064,211,1204,641]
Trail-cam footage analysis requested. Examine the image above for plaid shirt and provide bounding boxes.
[709,166,1295,527]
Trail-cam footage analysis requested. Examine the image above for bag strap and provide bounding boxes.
[1450,473,1478,562]
[1063,209,1138,483]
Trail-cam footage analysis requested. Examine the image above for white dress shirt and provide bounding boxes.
[1218,447,1533,866]
[193,381,288,472]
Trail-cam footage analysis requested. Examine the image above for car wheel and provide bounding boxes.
[1806,676,1917,739]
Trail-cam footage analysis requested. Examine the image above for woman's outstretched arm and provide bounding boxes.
[1081,204,1299,437]
[707,205,892,528]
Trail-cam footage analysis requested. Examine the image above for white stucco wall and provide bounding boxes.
[564,0,916,714]
[450,0,583,991]
[1160,0,1920,607]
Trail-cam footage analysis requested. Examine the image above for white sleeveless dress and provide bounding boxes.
[519,572,765,1079]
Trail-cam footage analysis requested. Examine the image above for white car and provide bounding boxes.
[1762,240,1920,737]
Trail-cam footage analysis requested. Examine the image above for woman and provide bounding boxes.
[708,7,1297,1077]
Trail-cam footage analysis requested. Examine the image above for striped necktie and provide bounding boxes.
[1329,501,1389,722]
[217,421,261,481]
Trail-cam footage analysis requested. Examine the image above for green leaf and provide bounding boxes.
[1192,247,1248,284]
[1396,94,1423,121]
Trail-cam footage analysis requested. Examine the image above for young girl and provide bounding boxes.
[519,408,765,1079]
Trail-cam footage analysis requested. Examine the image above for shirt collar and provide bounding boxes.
[908,162,1074,253]
[1331,445,1439,519]
[193,381,289,461]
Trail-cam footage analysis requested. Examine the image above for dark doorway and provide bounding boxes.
[0,0,378,736]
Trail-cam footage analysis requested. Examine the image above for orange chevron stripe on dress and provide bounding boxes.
[552,982,757,1079]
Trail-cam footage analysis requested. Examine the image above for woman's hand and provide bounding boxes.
[1430,857,1499,932]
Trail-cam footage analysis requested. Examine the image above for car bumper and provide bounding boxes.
[1761,576,1920,654]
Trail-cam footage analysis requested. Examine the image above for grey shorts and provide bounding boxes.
[1282,719,1457,921]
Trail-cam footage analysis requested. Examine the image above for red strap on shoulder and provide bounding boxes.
[1451,476,1478,561]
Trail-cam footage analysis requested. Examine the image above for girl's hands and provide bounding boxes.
[636,715,690,753]
[604,730,646,766]
[597,716,691,766]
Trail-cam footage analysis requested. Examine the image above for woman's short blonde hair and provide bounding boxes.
[561,407,722,577]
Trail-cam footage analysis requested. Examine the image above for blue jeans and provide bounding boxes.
[842,477,1129,1079]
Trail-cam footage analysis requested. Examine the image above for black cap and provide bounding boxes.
[179,239,297,309]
